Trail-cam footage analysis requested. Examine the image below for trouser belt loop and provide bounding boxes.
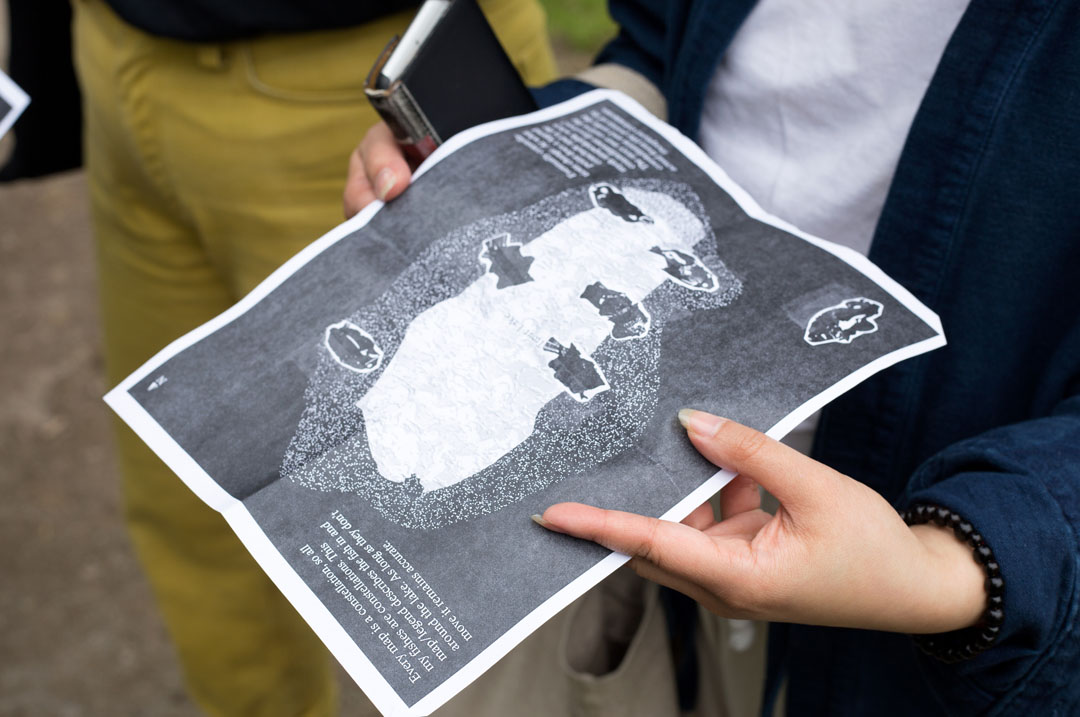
[195,44,226,71]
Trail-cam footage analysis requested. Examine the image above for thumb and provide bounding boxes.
[677,409,838,510]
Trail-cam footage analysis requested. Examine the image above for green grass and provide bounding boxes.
[539,0,618,51]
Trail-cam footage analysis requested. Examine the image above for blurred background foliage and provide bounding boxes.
[539,0,617,53]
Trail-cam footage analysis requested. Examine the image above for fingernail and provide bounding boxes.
[375,168,396,201]
[530,513,550,527]
[677,408,725,437]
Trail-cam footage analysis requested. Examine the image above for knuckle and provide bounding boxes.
[637,519,664,564]
[595,509,614,544]
[725,424,769,464]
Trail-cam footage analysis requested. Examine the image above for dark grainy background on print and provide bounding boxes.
[130,99,939,705]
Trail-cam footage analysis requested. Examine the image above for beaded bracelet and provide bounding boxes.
[899,503,1005,663]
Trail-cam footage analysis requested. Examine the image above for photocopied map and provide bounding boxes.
[105,91,946,717]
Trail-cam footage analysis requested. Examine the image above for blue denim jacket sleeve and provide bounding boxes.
[533,0,1080,709]
[530,0,670,109]
[532,0,756,141]
[593,0,668,87]
[530,79,595,109]
[901,391,1080,713]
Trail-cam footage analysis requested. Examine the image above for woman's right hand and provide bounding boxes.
[343,121,413,218]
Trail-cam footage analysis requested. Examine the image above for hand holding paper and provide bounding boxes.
[344,121,412,217]
[536,409,987,635]
[108,91,947,715]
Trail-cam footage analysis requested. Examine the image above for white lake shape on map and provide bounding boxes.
[358,187,713,492]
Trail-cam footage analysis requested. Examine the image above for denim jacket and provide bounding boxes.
[537,0,1080,713]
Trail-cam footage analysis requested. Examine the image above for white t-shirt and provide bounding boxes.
[698,0,969,454]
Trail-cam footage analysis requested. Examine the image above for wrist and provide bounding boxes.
[901,504,1006,663]
[909,522,987,632]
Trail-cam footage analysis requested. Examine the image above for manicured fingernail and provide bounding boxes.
[531,513,550,527]
[678,408,725,437]
[375,168,396,201]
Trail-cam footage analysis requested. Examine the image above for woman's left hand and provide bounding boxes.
[534,410,986,634]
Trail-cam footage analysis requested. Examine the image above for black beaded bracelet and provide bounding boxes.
[899,503,1005,664]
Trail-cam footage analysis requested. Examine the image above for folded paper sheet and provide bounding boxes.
[105,91,945,717]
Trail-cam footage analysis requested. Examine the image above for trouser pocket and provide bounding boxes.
[559,568,681,717]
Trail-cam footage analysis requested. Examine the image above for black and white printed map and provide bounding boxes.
[106,91,945,717]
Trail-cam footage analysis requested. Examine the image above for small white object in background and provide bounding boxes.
[727,619,756,652]
[0,68,30,141]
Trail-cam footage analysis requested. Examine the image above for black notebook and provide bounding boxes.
[365,0,538,164]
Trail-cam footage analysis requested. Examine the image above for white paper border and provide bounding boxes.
[105,90,946,717]
[0,69,30,141]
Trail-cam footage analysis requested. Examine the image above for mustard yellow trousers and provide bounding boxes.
[73,2,555,714]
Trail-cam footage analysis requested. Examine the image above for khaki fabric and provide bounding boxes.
[432,567,767,717]
[437,568,679,716]
[695,613,767,717]
[574,64,668,122]
[73,1,555,714]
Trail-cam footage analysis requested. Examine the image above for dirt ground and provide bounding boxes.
[0,16,593,716]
